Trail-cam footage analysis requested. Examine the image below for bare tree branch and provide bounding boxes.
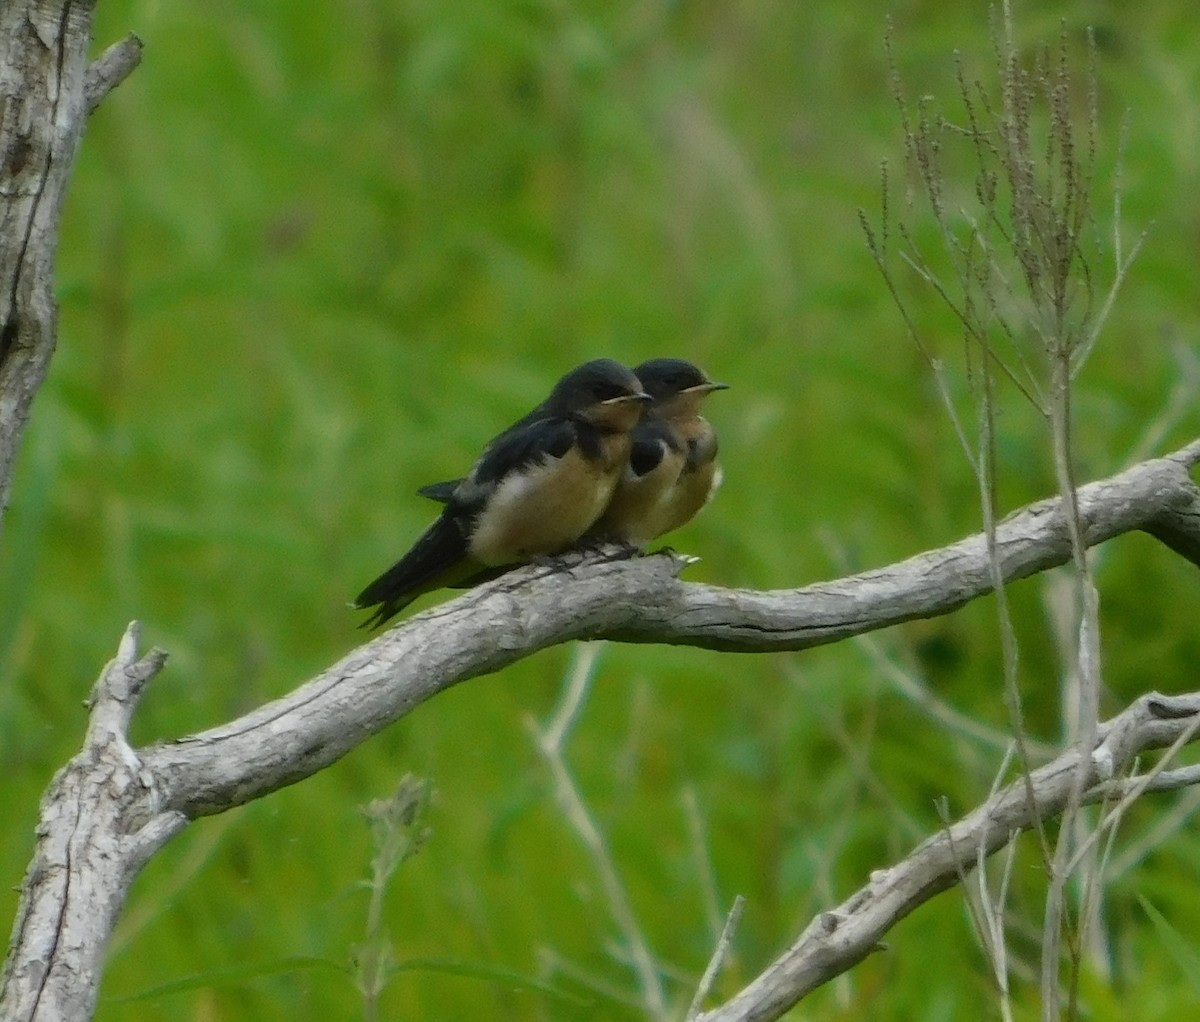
[694,691,1200,1022]
[122,440,1198,824]
[3,442,1197,1020]
[0,624,186,1022]
[84,33,142,114]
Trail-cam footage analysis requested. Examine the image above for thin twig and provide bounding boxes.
[84,34,144,113]
[1067,711,1200,875]
[683,787,725,944]
[685,897,746,1021]
[529,644,667,1019]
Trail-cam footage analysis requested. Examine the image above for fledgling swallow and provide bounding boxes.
[355,359,651,628]
[588,358,728,546]
[419,358,730,544]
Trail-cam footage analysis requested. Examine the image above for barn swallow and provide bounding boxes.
[355,359,651,628]
[418,359,729,542]
[588,358,728,545]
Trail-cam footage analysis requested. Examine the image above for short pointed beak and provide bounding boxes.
[605,390,652,405]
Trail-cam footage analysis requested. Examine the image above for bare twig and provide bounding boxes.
[1066,711,1200,876]
[683,787,726,945]
[1102,766,1200,800]
[686,897,746,1021]
[694,691,1200,1022]
[84,33,143,113]
[529,644,667,1019]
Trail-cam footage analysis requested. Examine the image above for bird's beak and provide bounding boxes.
[686,381,730,394]
[604,391,653,406]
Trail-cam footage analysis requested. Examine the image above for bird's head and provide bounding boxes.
[551,359,652,431]
[633,358,729,418]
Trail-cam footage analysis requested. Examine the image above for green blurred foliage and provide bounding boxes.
[2,0,1199,1018]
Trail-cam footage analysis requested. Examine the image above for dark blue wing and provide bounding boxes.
[416,403,564,506]
[449,417,577,513]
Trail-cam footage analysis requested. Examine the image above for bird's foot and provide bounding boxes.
[576,537,643,561]
[525,541,641,579]
[650,544,701,569]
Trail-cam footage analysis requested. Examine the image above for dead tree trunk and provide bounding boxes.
[0,1,138,526]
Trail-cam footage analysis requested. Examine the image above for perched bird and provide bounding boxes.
[355,359,651,627]
[419,358,730,544]
[589,358,728,545]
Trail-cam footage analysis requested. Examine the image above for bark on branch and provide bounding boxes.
[694,691,1200,1022]
[0,624,185,1022]
[2,441,1197,1020]
[140,440,1200,821]
[83,33,142,113]
[0,0,97,526]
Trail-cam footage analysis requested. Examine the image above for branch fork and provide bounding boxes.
[1,624,183,1022]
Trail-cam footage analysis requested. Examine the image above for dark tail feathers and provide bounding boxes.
[355,514,469,628]
[416,478,461,503]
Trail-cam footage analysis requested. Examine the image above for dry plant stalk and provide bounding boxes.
[354,776,432,1021]
[860,4,1147,1018]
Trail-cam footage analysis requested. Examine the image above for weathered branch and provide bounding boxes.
[142,439,1198,820]
[83,33,142,114]
[1139,438,1200,566]
[692,691,1200,1022]
[0,624,185,1022]
[608,439,1200,653]
[3,445,1197,1020]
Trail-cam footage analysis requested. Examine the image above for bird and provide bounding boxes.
[354,359,651,628]
[588,358,728,546]
[418,358,730,544]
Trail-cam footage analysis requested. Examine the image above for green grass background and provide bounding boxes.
[2,0,1199,1018]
